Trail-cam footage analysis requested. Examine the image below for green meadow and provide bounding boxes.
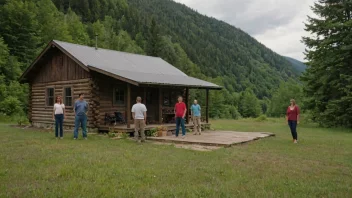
[1,119,351,197]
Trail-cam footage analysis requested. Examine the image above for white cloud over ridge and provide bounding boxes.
[174,0,315,61]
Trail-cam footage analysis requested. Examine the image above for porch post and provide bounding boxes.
[143,87,147,105]
[158,88,162,124]
[185,87,189,124]
[206,89,209,124]
[126,84,131,128]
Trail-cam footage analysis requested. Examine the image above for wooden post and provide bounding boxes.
[185,87,189,124]
[143,87,147,105]
[126,84,131,128]
[158,88,162,124]
[206,89,209,124]
[143,87,147,124]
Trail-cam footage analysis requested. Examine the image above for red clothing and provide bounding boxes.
[286,106,300,121]
[175,102,186,117]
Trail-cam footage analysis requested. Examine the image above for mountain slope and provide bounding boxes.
[284,56,307,73]
[127,0,299,98]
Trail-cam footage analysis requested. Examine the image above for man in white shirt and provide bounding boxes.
[131,96,147,142]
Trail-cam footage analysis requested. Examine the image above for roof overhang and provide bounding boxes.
[89,65,222,90]
[139,82,222,90]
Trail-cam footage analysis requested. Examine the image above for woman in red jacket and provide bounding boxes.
[286,99,300,143]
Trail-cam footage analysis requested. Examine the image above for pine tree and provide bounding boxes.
[36,0,72,44]
[302,0,352,127]
[239,89,262,118]
[146,18,162,57]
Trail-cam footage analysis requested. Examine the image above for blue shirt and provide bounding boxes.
[191,104,201,117]
[74,100,88,116]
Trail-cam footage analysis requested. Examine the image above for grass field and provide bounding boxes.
[1,119,352,197]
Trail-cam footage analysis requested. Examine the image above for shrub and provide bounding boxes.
[108,132,116,137]
[0,96,23,116]
[119,132,129,139]
[14,115,29,126]
[146,128,157,137]
[255,115,268,122]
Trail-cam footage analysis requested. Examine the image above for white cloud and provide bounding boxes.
[174,0,315,61]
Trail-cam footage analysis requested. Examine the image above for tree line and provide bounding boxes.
[0,0,295,121]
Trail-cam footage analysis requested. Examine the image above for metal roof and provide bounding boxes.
[53,40,221,89]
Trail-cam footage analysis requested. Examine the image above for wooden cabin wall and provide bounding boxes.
[31,79,94,128]
[94,73,163,126]
[29,48,94,129]
[94,74,126,126]
[32,49,90,84]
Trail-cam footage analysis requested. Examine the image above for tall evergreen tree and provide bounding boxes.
[146,18,162,57]
[302,0,352,127]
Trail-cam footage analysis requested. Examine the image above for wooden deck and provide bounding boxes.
[98,123,211,132]
[148,131,275,147]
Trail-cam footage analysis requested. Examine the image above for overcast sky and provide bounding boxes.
[173,0,315,61]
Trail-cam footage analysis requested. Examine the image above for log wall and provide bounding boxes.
[94,73,163,126]
[31,78,94,129]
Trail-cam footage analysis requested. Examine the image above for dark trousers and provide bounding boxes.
[74,114,87,138]
[175,117,186,136]
[55,114,64,137]
[288,120,298,140]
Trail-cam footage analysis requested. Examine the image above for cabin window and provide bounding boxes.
[46,88,54,106]
[113,87,125,105]
[64,87,72,106]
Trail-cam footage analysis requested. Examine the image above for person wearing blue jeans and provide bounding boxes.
[286,99,300,143]
[53,96,65,139]
[74,93,88,140]
[288,120,297,140]
[174,96,187,138]
[175,117,186,137]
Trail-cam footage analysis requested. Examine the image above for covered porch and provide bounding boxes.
[97,80,213,132]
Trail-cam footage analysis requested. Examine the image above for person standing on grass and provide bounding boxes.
[73,93,88,140]
[132,96,147,143]
[53,96,65,139]
[191,99,201,135]
[174,96,187,138]
[286,99,300,144]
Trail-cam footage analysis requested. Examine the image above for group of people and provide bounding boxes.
[52,93,88,140]
[52,94,201,141]
[131,96,202,142]
[52,92,300,144]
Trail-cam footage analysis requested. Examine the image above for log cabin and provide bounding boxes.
[20,40,221,132]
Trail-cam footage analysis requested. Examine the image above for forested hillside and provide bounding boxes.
[284,57,307,73]
[0,0,302,120]
[128,0,299,98]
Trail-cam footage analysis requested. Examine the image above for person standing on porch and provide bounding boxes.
[132,96,147,142]
[174,96,187,138]
[73,93,88,140]
[191,99,201,135]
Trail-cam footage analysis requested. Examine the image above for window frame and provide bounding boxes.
[46,87,55,107]
[63,86,73,107]
[113,86,126,106]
